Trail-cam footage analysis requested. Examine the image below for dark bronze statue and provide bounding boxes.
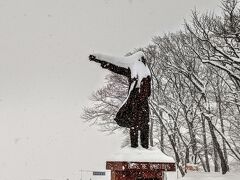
[89,53,151,149]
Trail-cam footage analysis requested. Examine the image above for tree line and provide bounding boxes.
[82,0,240,176]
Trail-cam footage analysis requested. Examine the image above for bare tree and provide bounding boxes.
[82,0,240,176]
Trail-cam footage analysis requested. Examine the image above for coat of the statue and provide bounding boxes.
[115,74,151,128]
[100,60,151,128]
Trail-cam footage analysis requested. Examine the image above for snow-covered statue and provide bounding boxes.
[89,51,151,149]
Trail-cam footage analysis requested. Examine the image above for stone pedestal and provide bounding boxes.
[106,161,175,180]
[106,146,176,180]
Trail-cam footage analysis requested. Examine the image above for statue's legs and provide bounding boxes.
[130,124,149,149]
[130,127,138,148]
[140,124,149,149]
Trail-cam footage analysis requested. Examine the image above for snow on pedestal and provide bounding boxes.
[108,146,175,163]
[106,146,176,180]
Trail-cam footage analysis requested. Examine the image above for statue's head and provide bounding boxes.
[140,56,146,65]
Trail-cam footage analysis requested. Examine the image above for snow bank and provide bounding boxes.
[180,172,240,180]
[92,51,151,88]
[163,171,178,180]
[107,146,175,163]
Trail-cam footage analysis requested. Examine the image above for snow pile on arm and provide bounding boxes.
[92,51,151,87]
[92,53,131,69]
[107,145,175,163]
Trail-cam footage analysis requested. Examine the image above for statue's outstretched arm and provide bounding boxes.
[89,54,130,77]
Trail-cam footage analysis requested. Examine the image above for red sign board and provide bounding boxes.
[106,161,176,180]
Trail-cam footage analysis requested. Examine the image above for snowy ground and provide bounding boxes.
[67,170,240,180]
[61,170,111,180]
[179,172,240,180]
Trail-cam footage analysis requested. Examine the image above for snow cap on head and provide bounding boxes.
[128,51,151,87]
[126,51,147,65]
[128,51,145,61]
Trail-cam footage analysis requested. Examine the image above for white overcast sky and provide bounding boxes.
[0,0,220,180]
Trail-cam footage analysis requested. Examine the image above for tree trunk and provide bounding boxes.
[168,134,185,177]
[213,144,220,172]
[187,121,198,164]
[185,147,190,173]
[217,82,229,171]
[199,154,207,172]
[160,123,164,152]
[201,115,210,172]
[205,115,228,174]
[219,103,229,171]
[149,118,154,147]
